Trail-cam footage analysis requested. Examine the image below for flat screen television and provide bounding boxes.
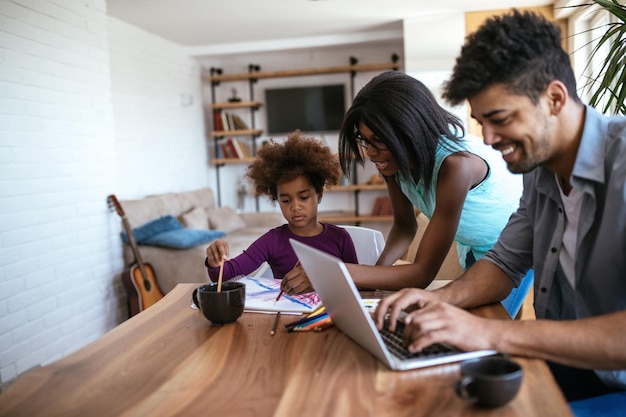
[265,84,346,134]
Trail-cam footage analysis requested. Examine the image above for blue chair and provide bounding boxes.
[569,392,626,417]
[500,270,534,319]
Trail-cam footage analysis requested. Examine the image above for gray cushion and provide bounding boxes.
[206,207,246,233]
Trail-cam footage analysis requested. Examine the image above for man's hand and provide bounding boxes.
[374,288,500,353]
[373,288,441,332]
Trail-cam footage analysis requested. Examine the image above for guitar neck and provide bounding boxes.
[121,216,148,276]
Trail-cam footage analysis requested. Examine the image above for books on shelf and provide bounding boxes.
[217,137,252,159]
[231,114,249,130]
[213,110,250,132]
[371,196,393,216]
[212,110,224,131]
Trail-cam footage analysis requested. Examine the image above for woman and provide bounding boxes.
[336,71,530,316]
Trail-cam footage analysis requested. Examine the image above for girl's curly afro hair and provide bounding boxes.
[246,130,341,201]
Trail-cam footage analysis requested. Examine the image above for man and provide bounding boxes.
[374,9,626,409]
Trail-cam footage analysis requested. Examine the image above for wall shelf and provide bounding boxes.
[213,157,256,165]
[210,129,263,138]
[326,184,387,192]
[209,101,262,110]
[207,62,400,83]
[205,54,401,217]
[319,214,393,223]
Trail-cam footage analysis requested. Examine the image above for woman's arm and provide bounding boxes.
[409,152,487,281]
[375,178,418,266]
[349,152,488,290]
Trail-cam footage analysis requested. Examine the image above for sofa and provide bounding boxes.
[118,187,285,294]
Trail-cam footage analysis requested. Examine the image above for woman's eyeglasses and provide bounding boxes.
[354,131,388,151]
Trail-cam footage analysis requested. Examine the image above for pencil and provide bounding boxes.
[307,306,326,317]
[270,312,281,336]
[288,313,330,332]
[290,317,333,332]
[275,261,298,305]
[313,322,335,332]
[217,257,225,292]
[274,290,284,305]
[284,310,328,329]
[296,315,331,331]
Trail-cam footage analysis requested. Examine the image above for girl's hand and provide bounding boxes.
[281,262,315,295]
[205,240,229,267]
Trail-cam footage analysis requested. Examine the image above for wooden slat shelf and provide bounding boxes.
[326,184,387,192]
[211,129,263,137]
[207,62,400,83]
[210,101,262,110]
[319,215,393,223]
[214,157,256,165]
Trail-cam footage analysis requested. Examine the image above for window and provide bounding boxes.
[567,4,614,113]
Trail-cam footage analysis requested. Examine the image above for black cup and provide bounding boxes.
[192,282,245,325]
[456,357,523,408]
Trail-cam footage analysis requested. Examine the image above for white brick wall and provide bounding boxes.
[0,0,211,388]
[108,16,209,198]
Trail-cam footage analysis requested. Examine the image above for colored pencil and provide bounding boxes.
[290,317,333,332]
[289,314,330,332]
[274,290,284,305]
[297,315,331,331]
[284,310,328,329]
[307,306,326,317]
[275,261,299,305]
[270,312,281,336]
[313,322,335,332]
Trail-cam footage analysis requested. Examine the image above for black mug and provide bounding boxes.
[456,357,523,408]
[192,282,245,325]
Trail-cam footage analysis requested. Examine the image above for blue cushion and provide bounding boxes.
[142,228,226,249]
[121,215,183,244]
[121,215,225,249]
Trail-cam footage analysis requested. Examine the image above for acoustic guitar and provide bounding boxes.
[107,194,164,316]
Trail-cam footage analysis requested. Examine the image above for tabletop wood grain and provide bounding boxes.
[0,284,571,417]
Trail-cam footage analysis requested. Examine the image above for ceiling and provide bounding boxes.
[106,0,554,56]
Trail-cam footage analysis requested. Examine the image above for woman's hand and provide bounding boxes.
[281,261,315,295]
[205,240,229,267]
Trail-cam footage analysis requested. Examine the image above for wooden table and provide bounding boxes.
[0,284,571,417]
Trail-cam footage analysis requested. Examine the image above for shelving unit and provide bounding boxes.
[320,184,392,224]
[205,55,400,224]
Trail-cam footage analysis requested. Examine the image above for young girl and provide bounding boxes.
[205,130,358,290]
[286,71,531,317]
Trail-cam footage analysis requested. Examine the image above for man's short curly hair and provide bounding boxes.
[442,9,580,105]
[246,130,341,201]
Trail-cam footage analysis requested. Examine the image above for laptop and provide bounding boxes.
[290,239,497,371]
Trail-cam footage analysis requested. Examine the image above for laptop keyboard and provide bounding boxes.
[380,318,456,360]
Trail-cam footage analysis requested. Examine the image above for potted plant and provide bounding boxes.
[575,0,626,114]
